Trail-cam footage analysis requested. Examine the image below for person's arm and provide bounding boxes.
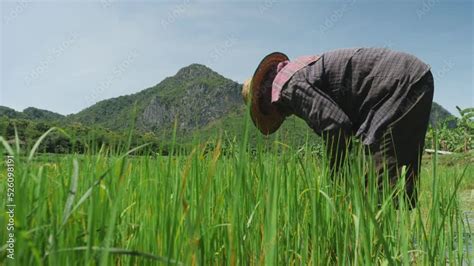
[281,78,352,172]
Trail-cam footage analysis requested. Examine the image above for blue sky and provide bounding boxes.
[1,0,472,115]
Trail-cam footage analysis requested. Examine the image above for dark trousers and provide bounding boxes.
[369,71,434,208]
[325,71,434,208]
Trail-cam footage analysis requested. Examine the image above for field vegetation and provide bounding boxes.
[0,113,472,265]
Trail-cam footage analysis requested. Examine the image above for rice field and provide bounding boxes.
[0,126,473,265]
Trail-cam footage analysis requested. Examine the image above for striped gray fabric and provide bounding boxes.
[278,48,431,145]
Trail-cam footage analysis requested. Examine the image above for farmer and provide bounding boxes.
[241,48,434,208]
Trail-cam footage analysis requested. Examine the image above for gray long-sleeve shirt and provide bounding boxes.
[277,48,431,145]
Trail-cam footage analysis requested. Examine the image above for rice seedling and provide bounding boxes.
[0,119,472,265]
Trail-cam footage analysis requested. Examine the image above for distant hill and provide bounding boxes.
[0,64,457,146]
[0,106,64,121]
[68,64,242,135]
[429,102,456,128]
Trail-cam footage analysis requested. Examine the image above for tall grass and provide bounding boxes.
[0,123,472,265]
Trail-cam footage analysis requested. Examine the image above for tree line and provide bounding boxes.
[1,107,472,155]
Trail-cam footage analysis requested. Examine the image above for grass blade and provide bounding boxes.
[61,158,79,226]
[28,127,70,162]
[45,246,183,265]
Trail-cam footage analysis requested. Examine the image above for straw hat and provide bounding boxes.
[242,52,289,135]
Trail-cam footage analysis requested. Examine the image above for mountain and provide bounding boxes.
[0,106,64,121]
[1,63,457,146]
[429,102,456,128]
[68,64,243,136]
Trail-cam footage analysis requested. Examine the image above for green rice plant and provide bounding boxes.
[0,117,472,265]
